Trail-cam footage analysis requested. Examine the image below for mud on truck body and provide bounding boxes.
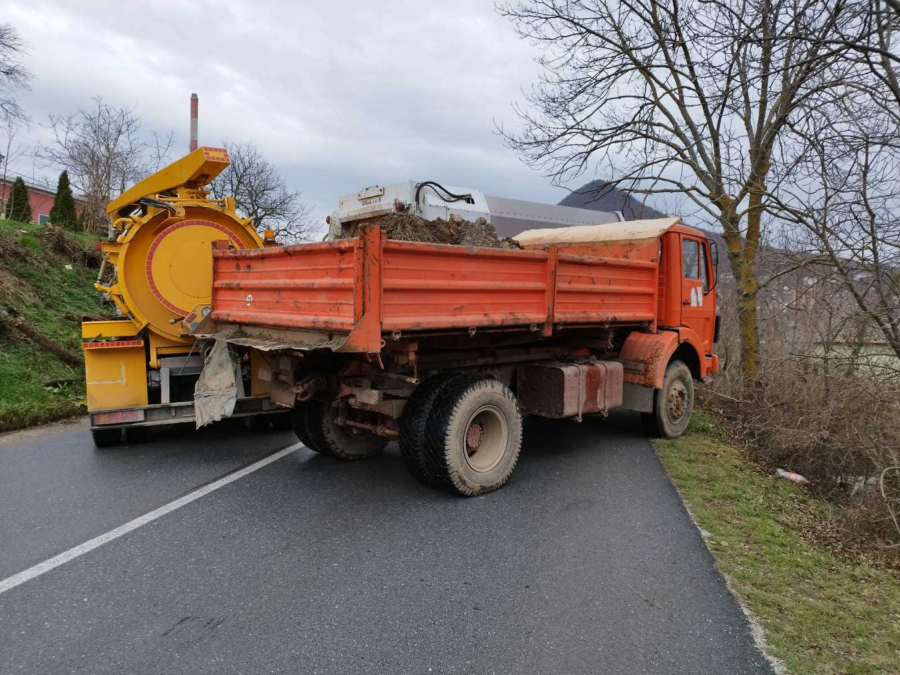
[194,182,720,496]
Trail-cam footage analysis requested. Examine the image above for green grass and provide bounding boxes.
[0,218,104,430]
[654,412,900,675]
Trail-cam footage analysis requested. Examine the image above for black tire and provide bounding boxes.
[424,378,523,496]
[91,428,121,448]
[305,401,387,461]
[399,372,471,487]
[269,412,293,431]
[291,402,320,451]
[123,426,148,445]
[248,415,271,432]
[644,359,694,439]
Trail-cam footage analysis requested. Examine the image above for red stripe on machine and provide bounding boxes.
[82,340,144,349]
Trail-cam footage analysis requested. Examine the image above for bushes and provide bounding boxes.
[704,365,900,550]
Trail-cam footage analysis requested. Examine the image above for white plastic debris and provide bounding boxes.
[64,264,73,270]
[776,469,810,485]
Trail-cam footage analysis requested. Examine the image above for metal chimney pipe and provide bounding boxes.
[189,93,198,151]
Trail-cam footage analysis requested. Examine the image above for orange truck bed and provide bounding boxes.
[209,224,659,354]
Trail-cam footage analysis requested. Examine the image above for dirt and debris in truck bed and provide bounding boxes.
[363,213,522,249]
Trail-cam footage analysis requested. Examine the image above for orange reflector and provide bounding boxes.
[92,409,145,426]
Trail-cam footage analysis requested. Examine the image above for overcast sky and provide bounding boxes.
[5,0,613,231]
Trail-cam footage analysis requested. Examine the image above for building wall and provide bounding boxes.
[0,180,85,224]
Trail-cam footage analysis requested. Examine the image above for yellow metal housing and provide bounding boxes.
[84,147,266,412]
[82,339,148,410]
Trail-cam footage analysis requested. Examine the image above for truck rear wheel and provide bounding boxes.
[424,378,522,496]
[248,414,271,432]
[91,428,121,448]
[643,359,693,439]
[123,426,148,444]
[305,402,388,461]
[291,403,319,451]
[269,412,293,431]
[399,372,471,487]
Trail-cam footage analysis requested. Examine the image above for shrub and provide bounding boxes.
[4,177,32,223]
[704,365,900,549]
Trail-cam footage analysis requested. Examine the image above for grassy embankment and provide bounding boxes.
[0,218,104,430]
[654,412,900,675]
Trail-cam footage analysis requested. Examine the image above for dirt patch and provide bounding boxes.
[363,213,521,249]
[0,268,35,306]
[40,226,102,267]
[0,234,38,266]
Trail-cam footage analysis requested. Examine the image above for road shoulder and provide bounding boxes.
[654,413,900,675]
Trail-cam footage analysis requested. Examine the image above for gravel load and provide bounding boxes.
[366,213,521,249]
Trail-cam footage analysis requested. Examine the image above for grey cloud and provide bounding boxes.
[8,0,582,224]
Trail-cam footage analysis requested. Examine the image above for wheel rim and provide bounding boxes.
[666,379,689,423]
[463,405,508,473]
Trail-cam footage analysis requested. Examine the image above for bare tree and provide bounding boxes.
[0,118,28,214]
[773,94,900,361]
[0,23,30,125]
[38,97,174,233]
[498,0,854,378]
[209,141,313,242]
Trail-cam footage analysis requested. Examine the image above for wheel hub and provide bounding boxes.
[463,406,508,473]
[466,423,484,449]
[667,380,688,422]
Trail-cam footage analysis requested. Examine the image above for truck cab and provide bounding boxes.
[659,224,718,372]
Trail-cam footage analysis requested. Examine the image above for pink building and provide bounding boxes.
[0,175,86,224]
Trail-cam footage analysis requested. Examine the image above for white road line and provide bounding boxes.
[0,442,301,596]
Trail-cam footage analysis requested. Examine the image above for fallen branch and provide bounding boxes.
[0,308,83,367]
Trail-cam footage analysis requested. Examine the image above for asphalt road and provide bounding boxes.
[0,414,774,674]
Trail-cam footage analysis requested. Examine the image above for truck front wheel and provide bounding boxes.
[305,402,387,461]
[643,359,694,439]
[424,378,523,496]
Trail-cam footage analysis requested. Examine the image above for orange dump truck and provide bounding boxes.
[196,206,719,496]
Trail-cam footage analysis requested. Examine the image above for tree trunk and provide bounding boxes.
[737,281,761,378]
[719,199,762,380]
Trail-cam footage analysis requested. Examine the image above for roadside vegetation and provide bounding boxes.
[0,217,103,430]
[499,0,900,551]
[655,412,900,675]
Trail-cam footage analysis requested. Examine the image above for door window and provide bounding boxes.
[700,244,709,292]
[682,239,700,279]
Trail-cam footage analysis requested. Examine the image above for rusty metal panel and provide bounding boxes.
[518,361,623,419]
[553,253,657,325]
[618,330,679,388]
[381,241,550,331]
[211,240,358,331]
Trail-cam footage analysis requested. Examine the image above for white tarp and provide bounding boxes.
[514,217,680,246]
[193,340,238,429]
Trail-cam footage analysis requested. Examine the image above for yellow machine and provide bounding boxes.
[83,147,287,447]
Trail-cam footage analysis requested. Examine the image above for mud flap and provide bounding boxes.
[194,340,239,428]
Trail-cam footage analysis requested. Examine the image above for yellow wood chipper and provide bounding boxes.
[82,147,288,447]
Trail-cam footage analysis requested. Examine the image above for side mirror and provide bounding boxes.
[706,241,718,294]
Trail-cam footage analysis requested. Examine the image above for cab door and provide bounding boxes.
[680,235,716,355]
